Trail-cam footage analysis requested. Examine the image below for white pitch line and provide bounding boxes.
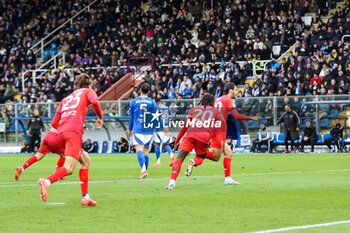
[1,169,350,188]
[46,203,65,205]
[249,220,350,233]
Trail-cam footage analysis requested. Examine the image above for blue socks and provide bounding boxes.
[144,156,149,170]
[155,146,161,163]
[165,145,173,156]
[137,150,145,169]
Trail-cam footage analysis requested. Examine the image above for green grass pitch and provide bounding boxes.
[1,153,350,233]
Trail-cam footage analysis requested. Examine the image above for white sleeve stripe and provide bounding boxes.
[292,111,300,124]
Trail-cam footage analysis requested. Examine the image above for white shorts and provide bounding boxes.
[133,133,153,147]
[154,131,170,144]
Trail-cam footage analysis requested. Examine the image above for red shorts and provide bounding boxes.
[38,131,65,155]
[38,141,52,154]
[57,131,83,160]
[211,133,223,150]
[180,137,209,155]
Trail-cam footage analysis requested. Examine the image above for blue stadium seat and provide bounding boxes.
[43,50,50,58]
[273,133,278,141]
[246,121,253,127]
[277,134,284,144]
[328,109,338,118]
[111,140,118,153]
[260,119,268,125]
[316,134,323,144]
[101,141,108,153]
[320,118,330,127]
[323,133,332,141]
[8,124,16,131]
[92,141,99,153]
[300,119,306,127]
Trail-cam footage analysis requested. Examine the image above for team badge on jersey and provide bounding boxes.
[144,111,161,129]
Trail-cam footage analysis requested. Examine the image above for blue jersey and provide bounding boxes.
[156,104,171,132]
[128,96,157,134]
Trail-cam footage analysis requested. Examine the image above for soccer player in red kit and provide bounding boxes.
[165,94,225,190]
[38,74,103,206]
[15,128,66,180]
[15,128,91,183]
[188,82,260,185]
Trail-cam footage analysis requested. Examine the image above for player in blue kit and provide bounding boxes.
[153,99,175,167]
[127,83,158,178]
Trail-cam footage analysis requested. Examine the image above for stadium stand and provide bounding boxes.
[1,0,349,103]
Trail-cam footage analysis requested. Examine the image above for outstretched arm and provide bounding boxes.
[230,108,258,121]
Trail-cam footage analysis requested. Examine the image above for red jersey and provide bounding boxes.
[177,105,225,144]
[215,94,252,121]
[54,88,101,135]
[215,95,235,120]
[38,128,65,155]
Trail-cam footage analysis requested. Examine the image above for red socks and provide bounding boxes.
[205,151,214,160]
[47,167,68,184]
[170,160,183,181]
[56,156,66,170]
[223,157,231,177]
[22,156,38,169]
[79,169,89,196]
[193,156,204,167]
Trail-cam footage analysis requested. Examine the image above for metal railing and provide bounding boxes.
[21,52,65,92]
[277,41,300,62]
[2,95,350,145]
[29,0,100,60]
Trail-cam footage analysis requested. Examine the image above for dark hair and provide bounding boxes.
[74,73,92,89]
[155,98,161,104]
[120,137,127,143]
[198,93,215,106]
[224,82,236,94]
[141,83,151,94]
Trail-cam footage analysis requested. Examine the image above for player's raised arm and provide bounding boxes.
[51,102,62,129]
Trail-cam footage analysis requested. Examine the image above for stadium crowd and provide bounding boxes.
[0,0,349,120]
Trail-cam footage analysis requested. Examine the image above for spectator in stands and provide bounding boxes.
[277,104,300,153]
[2,0,350,120]
[251,123,274,153]
[0,112,11,130]
[108,109,118,117]
[239,99,253,115]
[83,139,95,153]
[300,121,318,153]
[114,137,130,153]
[324,118,344,152]
[0,83,15,103]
